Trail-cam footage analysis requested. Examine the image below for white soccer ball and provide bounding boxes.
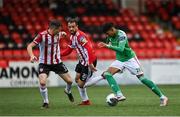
[106,93,118,106]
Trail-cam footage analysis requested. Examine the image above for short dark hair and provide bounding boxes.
[67,17,79,25]
[102,22,114,33]
[49,20,61,28]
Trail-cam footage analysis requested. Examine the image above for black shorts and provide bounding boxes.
[75,59,97,81]
[38,63,68,75]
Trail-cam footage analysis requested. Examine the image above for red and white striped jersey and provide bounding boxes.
[62,30,96,66]
[33,30,62,64]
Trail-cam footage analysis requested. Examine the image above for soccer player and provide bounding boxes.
[27,20,74,109]
[98,22,168,106]
[61,18,97,105]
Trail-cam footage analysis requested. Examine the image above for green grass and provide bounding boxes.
[0,85,180,116]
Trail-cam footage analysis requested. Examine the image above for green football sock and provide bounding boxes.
[104,72,123,96]
[139,75,163,97]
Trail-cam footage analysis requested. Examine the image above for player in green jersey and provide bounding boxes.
[98,22,168,106]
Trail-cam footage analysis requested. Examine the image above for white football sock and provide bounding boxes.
[84,76,104,87]
[65,83,72,93]
[77,86,89,101]
[39,86,49,104]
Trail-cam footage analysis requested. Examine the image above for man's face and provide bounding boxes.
[106,27,116,37]
[68,22,78,35]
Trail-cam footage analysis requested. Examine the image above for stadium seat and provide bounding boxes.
[33,49,39,57]
[22,49,30,60]
[146,41,154,49]
[11,32,22,44]
[0,51,3,59]
[3,50,13,60]
[130,41,138,50]
[146,49,155,58]
[13,50,23,60]
[0,60,8,68]
[136,49,147,59]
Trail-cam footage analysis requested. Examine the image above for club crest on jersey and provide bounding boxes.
[80,36,87,44]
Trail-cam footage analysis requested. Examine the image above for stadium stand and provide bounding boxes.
[0,0,179,64]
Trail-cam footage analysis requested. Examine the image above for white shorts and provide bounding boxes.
[110,56,143,75]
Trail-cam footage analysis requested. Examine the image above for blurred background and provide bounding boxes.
[0,0,180,87]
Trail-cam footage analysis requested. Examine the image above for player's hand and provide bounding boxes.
[89,64,97,72]
[30,55,38,63]
[98,42,108,48]
[61,31,67,38]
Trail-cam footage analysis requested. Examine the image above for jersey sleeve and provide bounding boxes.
[33,34,42,44]
[60,46,73,56]
[107,31,127,52]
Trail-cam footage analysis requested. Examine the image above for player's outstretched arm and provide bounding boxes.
[60,46,73,56]
[89,64,97,72]
[107,41,126,52]
[27,42,38,63]
[98,41,126,52]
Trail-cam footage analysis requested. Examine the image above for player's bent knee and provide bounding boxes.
[39,80,46,86]
[102,71,113,80]
[78,84,84,88]
[39,78,46,85]
[103,71,113,78]
[77,82,85,88]
[40,82,46,87]
[76,80,85,88]
[75,78,78,83]
[39,79,46,85]
[75,77,80,83]
[66,80,72,84]
[38,74,48,86]
[136,74,144,78]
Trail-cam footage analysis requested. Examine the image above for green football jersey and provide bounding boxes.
[106,30,135,62]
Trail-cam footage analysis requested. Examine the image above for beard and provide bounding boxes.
[70,30,76,35]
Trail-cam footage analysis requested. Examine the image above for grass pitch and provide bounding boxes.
[0,85,180,116]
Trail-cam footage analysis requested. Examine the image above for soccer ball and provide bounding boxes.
[106,93,118,106]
